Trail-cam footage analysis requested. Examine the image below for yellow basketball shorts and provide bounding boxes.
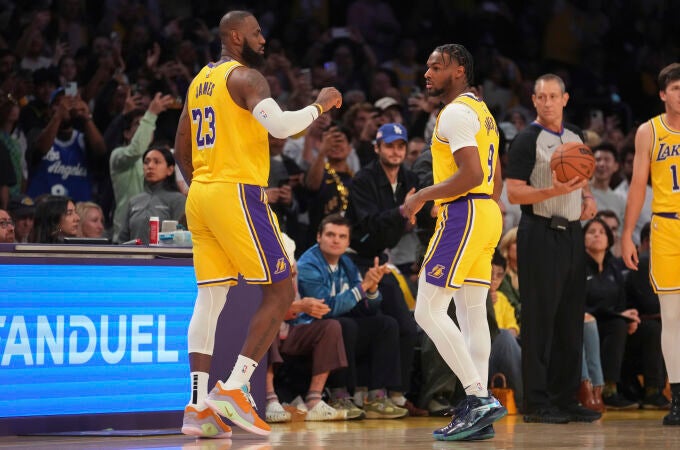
[650,214,680,294]
[186,181,291,286]
[421,195,502,290]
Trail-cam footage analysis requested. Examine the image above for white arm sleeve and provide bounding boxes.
[252,98,319,139]
[436,102,480,154]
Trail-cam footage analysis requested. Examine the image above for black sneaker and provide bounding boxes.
[433,395,507,441]
[559,403,602,422]
[523,406,570,424]
[603,392,639,410]
[663,395,680,426]
[641,392,670,410]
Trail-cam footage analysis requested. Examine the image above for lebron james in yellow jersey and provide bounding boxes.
[402,44,506,441]
[174,10,342,438]
[622,62,680,426]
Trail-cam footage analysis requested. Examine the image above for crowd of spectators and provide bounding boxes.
[0,0,676,420]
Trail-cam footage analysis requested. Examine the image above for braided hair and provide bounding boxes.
[434,44,474,86]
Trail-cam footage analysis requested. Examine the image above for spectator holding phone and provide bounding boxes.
[26,88,106,203]
[109,92,175,242]
[305,124,354,249]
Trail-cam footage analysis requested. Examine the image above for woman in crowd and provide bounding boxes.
[118,145,185,244]
[583,217,639,410]
[30,195,79,243]
[76,201,105,238]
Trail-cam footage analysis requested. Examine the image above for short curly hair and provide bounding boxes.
[434,43,474,86]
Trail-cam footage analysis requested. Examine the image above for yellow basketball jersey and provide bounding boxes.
[430,93,499,204]
[649,115,680,212]
[187,60,269,186]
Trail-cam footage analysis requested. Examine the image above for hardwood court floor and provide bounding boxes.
[1,410,678,449]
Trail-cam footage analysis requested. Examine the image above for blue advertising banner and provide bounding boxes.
[0,264,196,418]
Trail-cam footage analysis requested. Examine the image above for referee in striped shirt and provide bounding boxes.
[505,74,600,424]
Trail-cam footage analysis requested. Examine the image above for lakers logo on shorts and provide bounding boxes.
[428,264,446,279]
[274,257,287,275]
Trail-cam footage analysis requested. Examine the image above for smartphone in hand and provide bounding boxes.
[64,82,78,97]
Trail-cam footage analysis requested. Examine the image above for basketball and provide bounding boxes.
[550,142,595,183]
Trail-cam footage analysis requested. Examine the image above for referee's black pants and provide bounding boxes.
[518,214,585,412]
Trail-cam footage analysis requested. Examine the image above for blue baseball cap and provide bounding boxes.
[376,123,408,143]
[49,87,65,105]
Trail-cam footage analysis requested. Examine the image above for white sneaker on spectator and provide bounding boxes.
[265,400,291,423]
[305,400,348,421]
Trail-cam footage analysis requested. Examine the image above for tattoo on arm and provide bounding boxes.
[240,68,272,112]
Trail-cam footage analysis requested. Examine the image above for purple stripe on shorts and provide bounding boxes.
[424,200,472,288]
[242,184,290,283]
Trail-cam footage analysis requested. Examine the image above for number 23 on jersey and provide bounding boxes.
[191,107,216,150]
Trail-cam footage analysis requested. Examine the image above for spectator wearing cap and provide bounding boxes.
[373,96,403,126]
[345,122,425,415]
[26,87,106,203]
[7,194,35,243]
[0,208,15,243]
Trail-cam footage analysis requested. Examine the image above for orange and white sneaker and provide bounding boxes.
[181,404,233,438]
[205,382,271,436]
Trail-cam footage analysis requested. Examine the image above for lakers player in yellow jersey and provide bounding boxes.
[402,44,506,441]
[174,10,342,437]
[622,62,680,426]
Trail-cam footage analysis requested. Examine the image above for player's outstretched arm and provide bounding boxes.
[230,66,342,138]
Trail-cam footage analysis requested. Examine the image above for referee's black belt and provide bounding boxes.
[528,213,580,231]
[441,193,491,205]
[653,212,680,220]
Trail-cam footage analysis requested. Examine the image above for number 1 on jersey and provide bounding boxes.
[671,164,679,192]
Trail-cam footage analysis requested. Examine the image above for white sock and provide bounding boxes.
[660,293,680,383]
[223,354,258,389]
[465,381,488,397]
[189,371,209,407]
[414,273,484,395]
[454,284,491,390]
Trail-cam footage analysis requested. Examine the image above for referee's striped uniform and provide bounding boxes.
[506,122,586,413]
